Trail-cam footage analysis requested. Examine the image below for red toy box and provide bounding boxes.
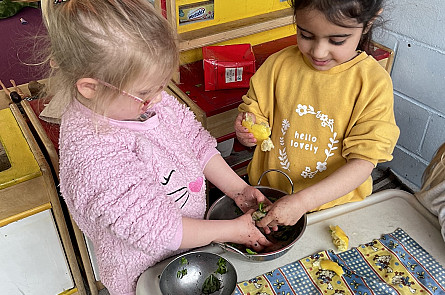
[203,44,256,91]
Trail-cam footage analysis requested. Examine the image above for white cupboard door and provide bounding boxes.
[0,209,74,295]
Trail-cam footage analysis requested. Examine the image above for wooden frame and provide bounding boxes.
[164,1,293,52]
[370,40,395,73]
[177,9,293,52]
[20,99,102,295]
[167,79,240,140]
[1,104,87,295]
[159,0,294,82]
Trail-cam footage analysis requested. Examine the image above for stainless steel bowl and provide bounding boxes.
[206,170,307,261]
[159,251,237,295]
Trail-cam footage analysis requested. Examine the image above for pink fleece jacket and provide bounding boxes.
[59,92,219,295]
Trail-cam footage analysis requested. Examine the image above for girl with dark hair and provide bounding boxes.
[235,0,400,228]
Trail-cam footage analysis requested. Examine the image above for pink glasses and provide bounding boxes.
[97,79,158,107]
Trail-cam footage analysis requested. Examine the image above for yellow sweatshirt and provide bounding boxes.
[239,46,399,210]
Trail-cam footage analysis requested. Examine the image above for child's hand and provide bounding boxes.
[230,185,271,212]
[256,194,307,228]
[230,185,278,234]
[235,112,256,147]
[233,209,273,252]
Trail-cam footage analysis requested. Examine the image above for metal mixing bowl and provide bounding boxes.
[206,185,307,261]
[159,251,237,295]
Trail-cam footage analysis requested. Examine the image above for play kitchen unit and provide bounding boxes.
[163,0,394,178]
[4,1,442,295]
[0,104,86,294]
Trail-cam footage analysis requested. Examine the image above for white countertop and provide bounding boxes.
[136,189,445,295]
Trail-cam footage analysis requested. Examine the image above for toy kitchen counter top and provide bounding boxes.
[136,189,445,295]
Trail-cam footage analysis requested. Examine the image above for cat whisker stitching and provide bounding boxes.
[180,194,190,209]
[167,186,186,195]
[175,191,187,202]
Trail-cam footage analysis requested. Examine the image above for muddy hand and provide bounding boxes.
[239,209,273,252]
[257,194,305,228]
[232,185,271,213]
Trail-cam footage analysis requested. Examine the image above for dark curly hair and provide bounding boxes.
[289,0,384,51]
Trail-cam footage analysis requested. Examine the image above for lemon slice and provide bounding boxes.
[329,225,349,252]
[242,113,274,151]
[260,138,274,152]
[320,259,344,276]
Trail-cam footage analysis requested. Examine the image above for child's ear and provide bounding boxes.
[76,78,99,99]
[364,8,383,34]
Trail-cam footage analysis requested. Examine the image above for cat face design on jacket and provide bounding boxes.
[161,169,204,208]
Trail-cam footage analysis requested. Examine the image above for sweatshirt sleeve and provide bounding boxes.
[238,51,279,126]
[160,92,219,169]
[59,128,183,255]
[342,66,400,165]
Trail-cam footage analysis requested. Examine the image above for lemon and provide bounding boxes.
[260,138,274,152]
[242,114,274,151]
[329,225,349,252]
[320,259,344,277]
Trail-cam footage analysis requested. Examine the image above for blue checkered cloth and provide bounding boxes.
[235,228,445,295]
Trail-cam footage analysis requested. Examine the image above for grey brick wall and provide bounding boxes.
[373,0,445,190]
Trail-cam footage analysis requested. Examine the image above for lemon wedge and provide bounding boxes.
[260,138,274,152]
[329,225,349,252]
[242,113,274,151]
[320,259,344,276]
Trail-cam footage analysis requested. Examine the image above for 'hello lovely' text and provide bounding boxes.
[290,131,319,154]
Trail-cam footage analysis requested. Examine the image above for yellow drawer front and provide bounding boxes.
[0,108,41,190]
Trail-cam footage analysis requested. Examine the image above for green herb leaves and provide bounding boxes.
[201,257,228,294]
[176,257,189,279]
[215,257,227,274]
[202,274,221,294]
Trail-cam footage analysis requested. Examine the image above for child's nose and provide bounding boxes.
[311,41,328,59]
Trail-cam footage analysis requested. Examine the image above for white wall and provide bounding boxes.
[374,0,445,189]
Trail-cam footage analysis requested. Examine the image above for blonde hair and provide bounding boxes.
[421,143,445,191]
[41,0,179,112]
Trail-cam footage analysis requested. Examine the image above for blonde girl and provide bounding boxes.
[40,1,271,294]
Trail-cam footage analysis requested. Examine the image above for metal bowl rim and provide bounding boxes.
[206,185,289,220]
[206,190,308,257]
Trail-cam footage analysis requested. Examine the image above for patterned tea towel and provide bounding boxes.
[235,228,445,295]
